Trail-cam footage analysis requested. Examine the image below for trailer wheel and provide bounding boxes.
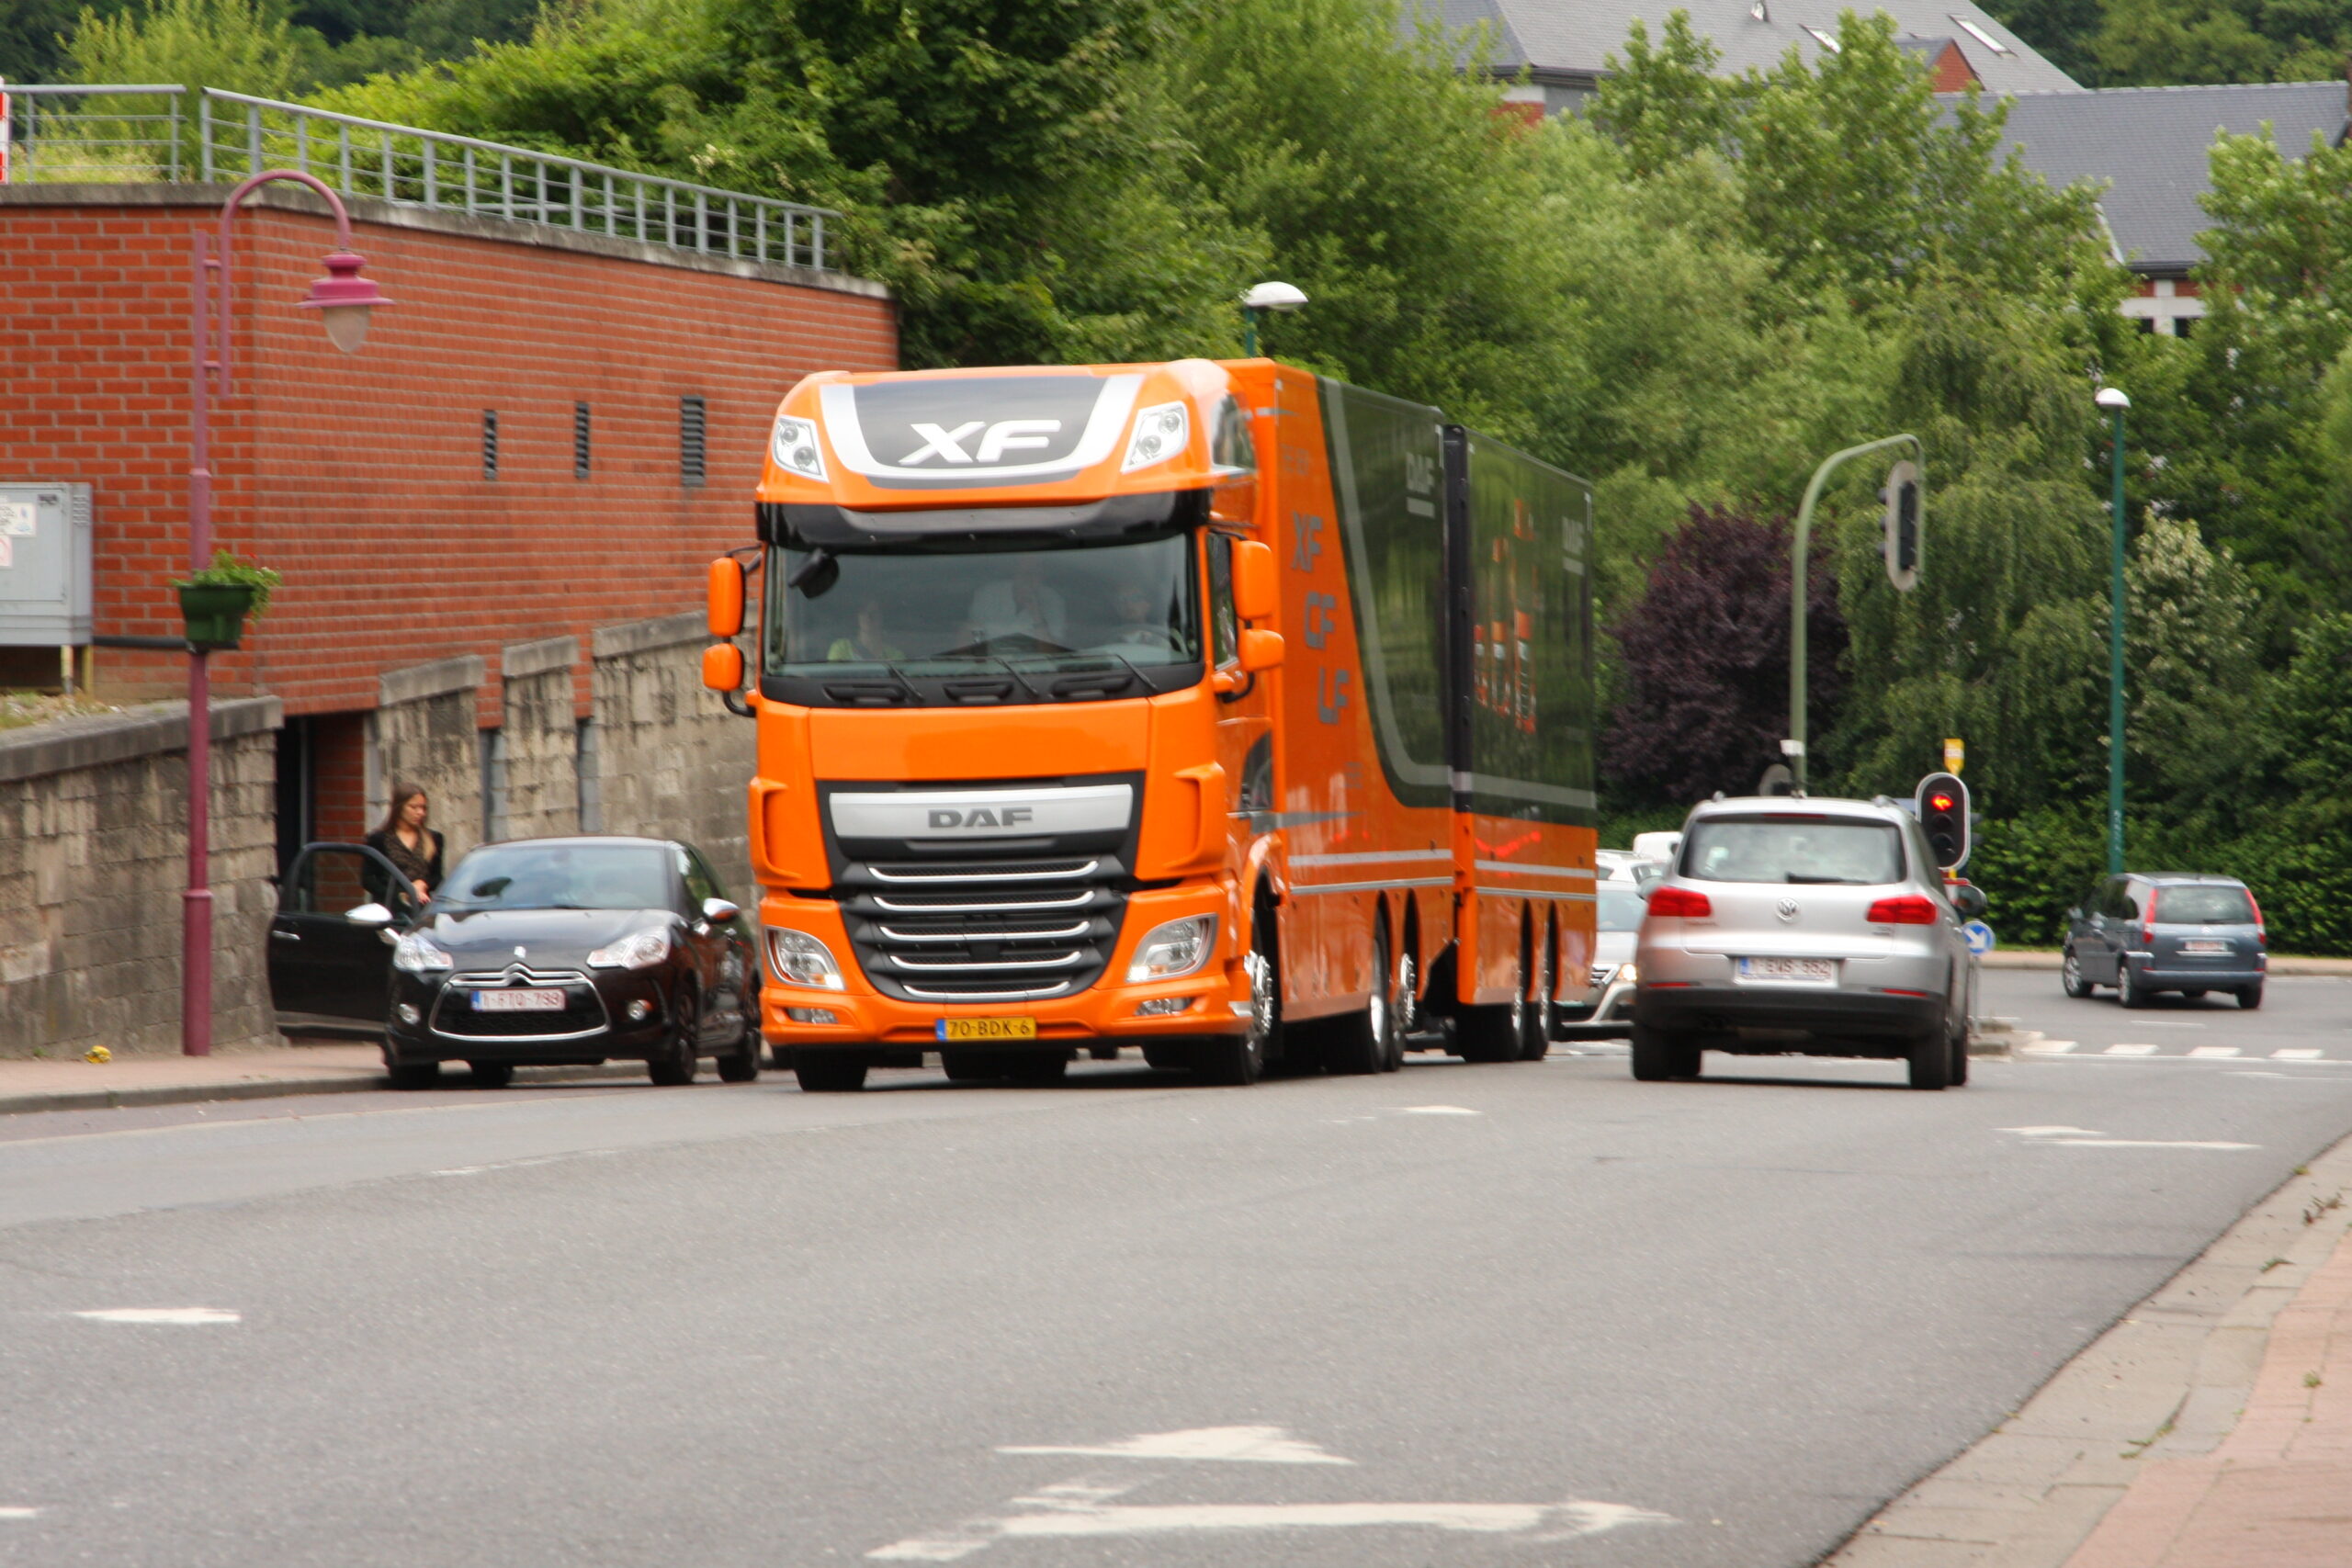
[1455,933,1524,1064]
[1517,923,1554,1061]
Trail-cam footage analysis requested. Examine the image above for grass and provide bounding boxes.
[0,692,120,732]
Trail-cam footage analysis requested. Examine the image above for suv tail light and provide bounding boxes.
[2249,891,2265,940]
[1646,886,1713,919]
[1865,894,1939,925]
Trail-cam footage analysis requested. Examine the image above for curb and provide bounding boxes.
[1820,1125,2352,1567]
[1982,951,2352,976]
[0,1061,650,1118]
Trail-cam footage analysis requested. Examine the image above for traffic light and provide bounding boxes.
[1882,459,1923,592]
[1917,772,1969,871]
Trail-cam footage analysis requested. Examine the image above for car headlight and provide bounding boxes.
[766,927,846,990]
[771,415,827,481]
[588,928,673,971]
[391,931,453,974]
[1618,963,1637,985]
[1126,915,1216,983]
[1122,401,1189,472]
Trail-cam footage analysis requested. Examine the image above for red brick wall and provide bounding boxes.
[0,188,897,717]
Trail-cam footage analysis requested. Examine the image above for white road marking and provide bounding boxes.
[2023,1040,2076,1053]
[73,1308,239,1325]
[871,1478,1144,1562]
[2188,1046,2242,1058]
[2048,1139,2257,1150]
[993,1498,1675,1542]
[2105,1043,2159,1055]
[0,1507,39,1519]
[2274,1049,2324,1060]
[1998,1126,2108,1138]
[1397,1105,1481,1116]
[998,1427,1352,1465]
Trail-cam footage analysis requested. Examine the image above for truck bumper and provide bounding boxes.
[758,884,1249,1047]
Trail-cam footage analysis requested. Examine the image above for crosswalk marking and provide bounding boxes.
[2272,1048,2323,1060]
[2105,1043,2159,1055]
[2187,1046,2241,1058]
[2027,1040,2077,1053]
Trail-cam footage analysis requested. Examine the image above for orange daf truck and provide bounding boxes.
[698,357,1598,1091]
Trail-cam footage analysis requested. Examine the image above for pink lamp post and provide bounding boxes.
[182,170,391,1055]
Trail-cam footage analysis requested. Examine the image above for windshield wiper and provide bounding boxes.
[1049,649,1144,697]
[1784,874,1863,885]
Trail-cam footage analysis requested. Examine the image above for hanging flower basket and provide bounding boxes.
[175,582,258,650]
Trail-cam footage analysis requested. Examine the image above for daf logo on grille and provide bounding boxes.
[1776,898,1801,923]
[928,807,1035,830]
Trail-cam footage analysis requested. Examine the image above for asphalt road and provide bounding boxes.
[5,970,2351,1567]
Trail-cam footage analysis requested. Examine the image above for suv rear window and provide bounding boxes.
[2155,885,2256,924]
[1683,816,1905,886]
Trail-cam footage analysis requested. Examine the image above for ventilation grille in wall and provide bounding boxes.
[481,410,498,480]
[573,402,592,481]
[680,396,707,490]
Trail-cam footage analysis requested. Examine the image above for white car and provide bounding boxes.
[1557,857,1646,1037]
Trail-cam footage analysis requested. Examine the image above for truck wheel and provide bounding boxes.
[1141,1043,1191,1071]
[1906,1025,1952,1090]
[794,1054,868,1092]
[1629,1024,1697,1082]
[1323,916,1395,1076]
[1197,905,1276,1086]
[1518,936,1554,1061]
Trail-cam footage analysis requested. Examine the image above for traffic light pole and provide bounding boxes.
[2105,400,2128,875]
[1789,433,1922,790]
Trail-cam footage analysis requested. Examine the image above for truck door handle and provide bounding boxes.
[272,931,300,942]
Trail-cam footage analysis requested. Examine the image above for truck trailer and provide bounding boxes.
[698,357,1597,1090]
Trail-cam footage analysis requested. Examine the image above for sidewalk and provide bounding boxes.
[0,1042,636,1115]
[1829,1130,2352,1567]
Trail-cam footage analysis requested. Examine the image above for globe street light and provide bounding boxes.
[1239,280,1307,356]
[2096,385,2130,877]
[182,170,393,1055]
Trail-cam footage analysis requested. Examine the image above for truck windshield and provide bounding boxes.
[764,533,1202,705]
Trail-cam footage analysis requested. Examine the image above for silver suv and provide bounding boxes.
[1630,795,1981,1090]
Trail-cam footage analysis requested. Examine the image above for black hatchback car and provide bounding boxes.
[267,836,762,1087]
[2062,873,2267,1009]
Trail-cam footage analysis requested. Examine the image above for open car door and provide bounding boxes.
[268,842,420,1034]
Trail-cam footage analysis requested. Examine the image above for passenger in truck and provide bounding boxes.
[968,557,1067,646]
[1101,583,1182,658]
[826,598,906,663]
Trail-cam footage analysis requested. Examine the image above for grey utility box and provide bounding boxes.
[0,482,94,645]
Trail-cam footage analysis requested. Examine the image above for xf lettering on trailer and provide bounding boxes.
[927,807,1036,829]
[1291,513,1325,572]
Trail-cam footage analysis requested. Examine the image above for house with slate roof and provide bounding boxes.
[1438,0,2078,117]
[1984,82,2352,334]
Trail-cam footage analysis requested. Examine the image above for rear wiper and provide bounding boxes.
[1784,874,1860,885]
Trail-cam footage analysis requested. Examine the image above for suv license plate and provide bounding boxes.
[936,1017,1036,1042]
[2181,940,2230,953]
[1736,957,1836,986]
[473,988,566,1012]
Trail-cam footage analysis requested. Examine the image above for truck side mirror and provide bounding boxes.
[1232,539,1277,623]
[708,557,746,639]
[702,641,745,694]
[1238,627,1283,673]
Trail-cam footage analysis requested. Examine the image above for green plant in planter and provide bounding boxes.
[174,549,283,651]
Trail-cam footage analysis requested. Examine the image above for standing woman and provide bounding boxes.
[367,783,444,907]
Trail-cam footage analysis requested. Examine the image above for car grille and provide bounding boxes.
[839,856,1126,1002]
[432,965,610,1040]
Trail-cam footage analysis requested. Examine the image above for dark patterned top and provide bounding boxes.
[366,828,443,899]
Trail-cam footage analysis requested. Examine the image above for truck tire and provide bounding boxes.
[1455,936,1525,1063]
[1141,1043,1192,1071]
[1197,901,1277,1086]
[1005,1052,1069,1085]
[794,1054,868,1092]
[1322,917,1396,1076]
[1518,935,1554,1061]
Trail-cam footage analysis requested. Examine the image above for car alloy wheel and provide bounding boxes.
[2062,948,2092,998]
[648,987,700,1085]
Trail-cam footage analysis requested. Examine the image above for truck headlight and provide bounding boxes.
[767,927,846,989]
[588,928,673,970]
[391,931,453,973]
[771,415,827,481]
[1122,401,1189,472]
[1126,915,1216,983]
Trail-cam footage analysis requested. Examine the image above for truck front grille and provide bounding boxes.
[839,856,1126,1002]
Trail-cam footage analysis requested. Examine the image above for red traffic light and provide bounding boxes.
[1929,793,1954,811]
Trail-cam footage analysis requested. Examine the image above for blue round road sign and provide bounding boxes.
[1963,919,1996,955]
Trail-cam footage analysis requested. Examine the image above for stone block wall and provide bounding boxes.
[593,613,757,897]
[497,636,581,842]
[369,655,484,864]
[0,698,282,1057]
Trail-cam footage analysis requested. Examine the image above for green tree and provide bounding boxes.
[2124,516,2272,829]
[66,0,310,96]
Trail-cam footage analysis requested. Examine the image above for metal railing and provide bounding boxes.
[3,85,834,272]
